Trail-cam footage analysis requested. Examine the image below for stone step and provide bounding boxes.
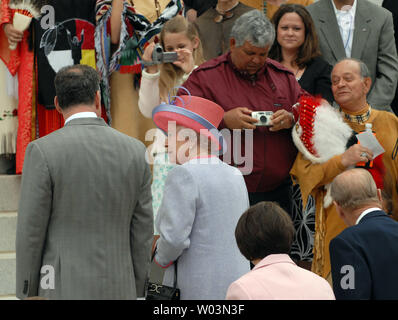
[0,175,21,212]
[0,212,17,252]
[0,253,16,296]
[0,295,18,300]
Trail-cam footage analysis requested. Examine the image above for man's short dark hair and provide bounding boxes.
[235,201,295,261]
[54,64,100,110]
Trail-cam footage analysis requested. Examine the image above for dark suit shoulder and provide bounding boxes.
[302,56,332,79]
[307,56,331,68]
[337,212,398,242]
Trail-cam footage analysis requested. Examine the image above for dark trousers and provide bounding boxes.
[248,178,293,215]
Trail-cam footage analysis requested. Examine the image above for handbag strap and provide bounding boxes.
[151,248,178,289]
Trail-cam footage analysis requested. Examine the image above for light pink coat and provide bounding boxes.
[226,254,335,300]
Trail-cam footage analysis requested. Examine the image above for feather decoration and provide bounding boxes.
[9,0,49,19]
[8,0,48,50]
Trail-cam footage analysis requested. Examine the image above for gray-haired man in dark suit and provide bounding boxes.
[16,64,153,300]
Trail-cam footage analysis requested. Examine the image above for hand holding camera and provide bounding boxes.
[250,109,294,131]
[173,48,196,74]
[268,109,295,132]
[142,42,159,74]
[142,43,178,73]
[224,107,257,130]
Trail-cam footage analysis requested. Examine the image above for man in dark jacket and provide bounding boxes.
[329,168,398,300]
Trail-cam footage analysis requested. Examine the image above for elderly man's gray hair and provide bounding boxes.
[330,168,380,210]
[230,10,275,48]
[335,58,371,79]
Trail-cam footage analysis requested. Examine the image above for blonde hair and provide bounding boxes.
[159,16,204,100]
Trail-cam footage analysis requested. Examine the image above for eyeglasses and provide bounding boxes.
[214,10,234,23]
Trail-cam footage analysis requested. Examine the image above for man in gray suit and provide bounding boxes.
[307,0,398,111]
[15,65,153,300]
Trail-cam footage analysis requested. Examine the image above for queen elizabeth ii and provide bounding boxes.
[151,94,250,300]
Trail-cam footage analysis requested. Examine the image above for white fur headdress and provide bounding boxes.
[292,96,354,207]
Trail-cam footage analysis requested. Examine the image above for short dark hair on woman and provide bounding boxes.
[235,201,295,261]
[54,64,100,110]
[269,4,320,69]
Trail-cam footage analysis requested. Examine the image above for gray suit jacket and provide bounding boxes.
[16,117,153,300]
[307,0,398,110]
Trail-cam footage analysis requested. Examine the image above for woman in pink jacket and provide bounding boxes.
[226,202,335,300]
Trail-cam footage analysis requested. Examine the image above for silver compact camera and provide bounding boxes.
[251,111,274,126]
[152,44,178,64]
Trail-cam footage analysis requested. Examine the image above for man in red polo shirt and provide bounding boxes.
[180,9,305,213]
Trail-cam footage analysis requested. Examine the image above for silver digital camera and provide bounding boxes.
[251,111,274,126]
[152,44,178,64]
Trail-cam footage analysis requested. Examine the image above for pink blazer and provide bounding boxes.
[226,254,335,300]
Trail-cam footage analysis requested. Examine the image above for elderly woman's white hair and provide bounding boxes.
[230,9,275,48]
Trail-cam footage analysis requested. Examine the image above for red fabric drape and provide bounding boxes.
[1,1,34,174]
[36,105,108,138]
[0,0,20,75]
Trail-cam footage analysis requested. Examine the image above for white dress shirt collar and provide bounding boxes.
[331,0,357,57]
[355,207,382,225]
[64,112,98,125]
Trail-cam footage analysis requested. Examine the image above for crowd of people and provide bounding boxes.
[1,0,398,300]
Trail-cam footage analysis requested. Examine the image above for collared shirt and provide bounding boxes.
[331,0,357,57]
[356,207,382,225]
[64,111,98,125]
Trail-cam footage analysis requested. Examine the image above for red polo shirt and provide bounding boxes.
[179,53,304,193]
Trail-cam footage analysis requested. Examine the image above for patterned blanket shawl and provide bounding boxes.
[95,0,182,122]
